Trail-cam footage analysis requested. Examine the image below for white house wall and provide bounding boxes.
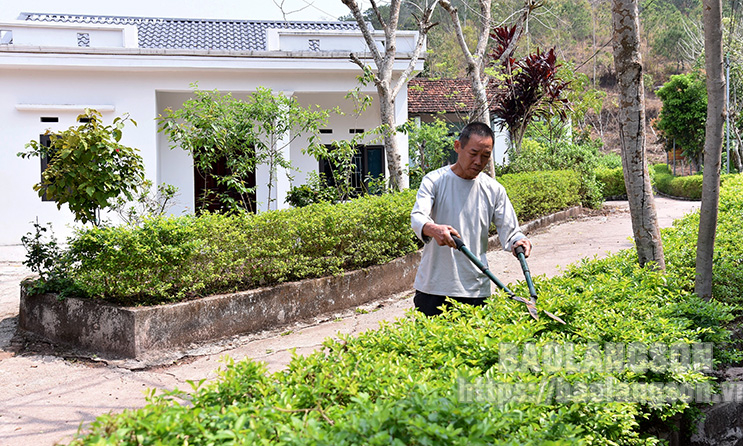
[1,68,160,245]
[0,57,408,244]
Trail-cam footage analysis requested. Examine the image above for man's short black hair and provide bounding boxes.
[458,122,495,148]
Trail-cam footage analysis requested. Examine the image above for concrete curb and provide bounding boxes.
[18,206,584,360]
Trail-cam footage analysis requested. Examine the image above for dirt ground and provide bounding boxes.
[0,197,700,446]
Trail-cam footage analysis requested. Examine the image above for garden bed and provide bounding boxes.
[19,250,422,360]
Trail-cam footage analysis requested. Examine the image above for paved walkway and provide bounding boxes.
[0,197,700,446]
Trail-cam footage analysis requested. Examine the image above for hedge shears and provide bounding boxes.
[451,235,565,324]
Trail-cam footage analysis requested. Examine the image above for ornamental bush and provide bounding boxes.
[503,139,609,208]
[596,167,626,199]
[498,170,582,221]
[17,109,144,225]
[66,190,420,304]
[66,176,743,446]
[652,164,738,200]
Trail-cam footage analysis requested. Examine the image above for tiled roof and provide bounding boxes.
[408,78,503,114]
[19,13,362,51]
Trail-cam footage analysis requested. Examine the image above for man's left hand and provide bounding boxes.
[512,238,532,258]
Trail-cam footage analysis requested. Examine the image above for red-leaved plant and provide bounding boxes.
[490,26,570,152]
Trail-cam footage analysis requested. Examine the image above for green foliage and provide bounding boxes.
[503,139,607,208]
[19,221,78,297]
[110,180,179,227]
[66,176,743,445]
[652,164,738,199]
[498,170,582,221]
[18,109,145,225]
[26,170,583,304]
[490,27,570,152]
[655,72,707,163]
[558,63,606,141]
[157,84,331,213]
[400,118,456,189]
[61,191,421,303]
[596,167,627,199]
[662,174,743,310]
[285,173,339,208]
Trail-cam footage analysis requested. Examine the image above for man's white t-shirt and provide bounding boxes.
[410,166,524,298]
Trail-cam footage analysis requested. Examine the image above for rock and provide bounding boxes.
[690,400,743,446]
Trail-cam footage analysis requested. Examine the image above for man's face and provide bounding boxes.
[453,134,493,180]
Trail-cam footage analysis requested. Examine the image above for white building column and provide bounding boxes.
[394,85,411,189]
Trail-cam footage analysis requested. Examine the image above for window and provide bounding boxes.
[319,145,385,195]
[193,148,257,214]
[39,134,55,201]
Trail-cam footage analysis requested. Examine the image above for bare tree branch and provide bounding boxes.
[341,0,384,68]
[272,0,313,21]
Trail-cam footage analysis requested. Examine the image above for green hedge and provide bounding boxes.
[498,170,582,221]
[34,170,584,305]
[652,164,705,199]
[596,166,626,199]
[67,190,420,304]
[66,175,743,446]
[596,164,740,200]
[503,139,613,209]
[650,164,741,200]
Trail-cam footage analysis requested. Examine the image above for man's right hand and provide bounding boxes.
[422,223,461,248]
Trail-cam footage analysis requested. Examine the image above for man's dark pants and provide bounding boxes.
[413,290,487,316]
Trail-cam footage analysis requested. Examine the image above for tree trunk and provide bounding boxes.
[342,0,436,191]
[695,0,725,299]
[611,0,666,270]
[439,0,494,176]
[379,87,408,190]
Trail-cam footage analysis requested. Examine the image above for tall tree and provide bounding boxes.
[438,0,541,176]
[695,0,725,298]
[341,0,437,191]
[611,0,666,269]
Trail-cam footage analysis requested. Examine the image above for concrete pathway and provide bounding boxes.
[0,197,700,446]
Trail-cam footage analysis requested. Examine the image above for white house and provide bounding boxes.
[0,13,422,245]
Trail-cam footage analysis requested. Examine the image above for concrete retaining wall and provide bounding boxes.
[19,251,422,359]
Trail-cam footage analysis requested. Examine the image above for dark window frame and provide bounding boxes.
[39,134,55,202]
[319,144,385,195]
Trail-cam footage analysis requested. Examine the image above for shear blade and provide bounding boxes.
[529,296,566,324]
[543,310,566,325]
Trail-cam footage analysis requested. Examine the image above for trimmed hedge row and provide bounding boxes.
[48,170,582,304]
[652,164,738,199]
[596,166,626,199]
[67,191,420,304]
[66,173,743,446]
[498,170,582,222]
[596,164,740,200]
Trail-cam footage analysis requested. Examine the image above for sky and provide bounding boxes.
[0,0,371,22]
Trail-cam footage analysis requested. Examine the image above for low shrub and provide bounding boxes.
[498,170,582,221]
[652,164,738,200]
[652,164,703,199]
[663,174,743,308]
[65,190,421,304]
[503,139,612,209]
[66,176,743,446]
[596,166,626,199]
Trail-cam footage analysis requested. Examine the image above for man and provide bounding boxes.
[410,122,531,316]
